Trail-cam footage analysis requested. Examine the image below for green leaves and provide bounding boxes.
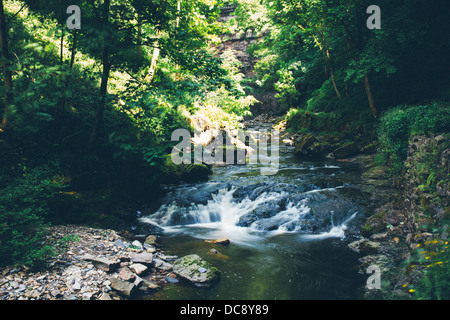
[378,103,450,176]
[0,164,65,268]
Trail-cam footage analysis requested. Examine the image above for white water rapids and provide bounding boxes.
[139,184,358,245]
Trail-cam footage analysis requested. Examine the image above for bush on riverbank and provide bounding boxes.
[377,103,450,178]
[0,164,64,268]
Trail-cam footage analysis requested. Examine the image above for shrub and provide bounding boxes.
[378,103,450,176]
[285,108,336,133]
[407,233,450,300]
[0,164,64,268]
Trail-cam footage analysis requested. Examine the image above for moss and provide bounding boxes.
[333,142,359,159]
[362,165,389,180]
[362,212,387,237]
[286,109,337,133]
[173,254,220,286]
[184,164,211,182]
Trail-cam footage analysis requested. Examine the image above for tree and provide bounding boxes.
[0,0,13,130]
[86,0,112,152]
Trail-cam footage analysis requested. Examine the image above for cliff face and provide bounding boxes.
[354,133,450,298]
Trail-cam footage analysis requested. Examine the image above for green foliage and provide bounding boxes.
[285,108,336,133]
[9,43,65,132]
[0,164,64,268]
[378,103,450,176]
[407,234,450,300]
[54,234,80,254]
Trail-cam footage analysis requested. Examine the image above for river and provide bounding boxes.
[138,123,370,300]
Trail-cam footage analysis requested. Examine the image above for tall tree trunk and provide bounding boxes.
[87,0,111,152]
[55,30,78,126]
[0,0,13,131]
[137,14,142,58]
[175,0,181,80]
[363,73,378,119]
[145,30,160,83]
[319,28,341,99]
[329,65,341,99]
[69,30,78,71]
[60,22,64,64]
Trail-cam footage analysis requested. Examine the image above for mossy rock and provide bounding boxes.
[161,154,185,182]
[362,212,387,237]
[160,155,211,183]
[362,165,389,180]
[295,134,317,152]
[294,134,333,158]
[172,254,220,288]
[333,142,360,159]
[183,164,212,182]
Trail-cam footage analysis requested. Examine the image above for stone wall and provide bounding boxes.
[353,133,450,298]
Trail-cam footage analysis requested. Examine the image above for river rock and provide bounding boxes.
[153,258,173,271]
[165,275,179,284]
[118,267,136,281]
[98,292,113,300]
[82,254,120,272]
[110,277,137,297]
[130,252,153,265]
[141,278,160,291]
[129,263,148,275]
[204,238,230,245]
[172,254,220,288]
[131,240,143,250]
[333,142,359,159]
[348,239,381,254]
[144,235,157,246]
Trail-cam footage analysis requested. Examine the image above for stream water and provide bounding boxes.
[138,124,370,300]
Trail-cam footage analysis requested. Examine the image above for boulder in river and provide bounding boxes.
[172,254,220,288]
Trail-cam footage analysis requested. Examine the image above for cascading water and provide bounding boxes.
[139,177,361,243]
[138,124,370,299]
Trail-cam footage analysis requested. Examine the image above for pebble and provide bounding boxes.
[0,225,170,300]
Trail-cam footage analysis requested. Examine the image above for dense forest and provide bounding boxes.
[0,0,449,300]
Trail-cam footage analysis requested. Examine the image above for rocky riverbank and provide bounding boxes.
[0,224,220,300]
[348,133,450,299]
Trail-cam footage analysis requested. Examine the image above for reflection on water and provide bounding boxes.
[147,232,365,300]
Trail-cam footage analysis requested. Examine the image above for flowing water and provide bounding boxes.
[138,124,370,300]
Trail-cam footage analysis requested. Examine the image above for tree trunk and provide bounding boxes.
[69,30,78,71]
[145,30,160,83]
[175,0,181,80]
[55,30,78,126]
[86,0,111,152]
[363,73,378,119]
[0,0,13,131]
[329,65,341,99]
[319,28,341,99]
[137,14,142,58]
[299,24,341,99]
[60,22,64,64]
